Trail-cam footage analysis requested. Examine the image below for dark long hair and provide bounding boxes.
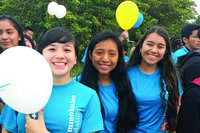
[0,15,25,47]
[80,31,138,133]
[127,26,179,131]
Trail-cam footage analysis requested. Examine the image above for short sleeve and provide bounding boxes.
[79,92,104,133]
[0,104,18,132]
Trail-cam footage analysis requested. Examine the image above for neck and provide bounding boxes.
[53,74,71,85]
[139,62,157,74]
[98,74,111,86]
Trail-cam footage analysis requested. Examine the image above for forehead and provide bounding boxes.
[94,39,118,51]
[48,41,75,47]
[145,32,166,44]
[191,30,198,36]
[0,19,15,30]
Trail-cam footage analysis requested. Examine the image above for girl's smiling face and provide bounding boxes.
[42,42,77,79]
[0,19,20,49]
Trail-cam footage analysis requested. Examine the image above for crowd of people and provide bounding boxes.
[0,14,200,133]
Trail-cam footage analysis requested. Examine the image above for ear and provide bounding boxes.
[89,51,92,60]
[182,37,188,44]
[75,56,77,65]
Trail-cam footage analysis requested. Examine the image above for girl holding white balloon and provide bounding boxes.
[0,27,103,133]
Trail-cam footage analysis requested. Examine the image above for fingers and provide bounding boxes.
[38,108,44,121]
[25,114,31,121]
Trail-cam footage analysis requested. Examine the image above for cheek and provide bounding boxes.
[42,53,52,63]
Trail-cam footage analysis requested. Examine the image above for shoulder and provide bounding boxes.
[71,80,97,94]
[173,47,188,57]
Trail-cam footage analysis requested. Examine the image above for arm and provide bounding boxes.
[25,109,49,133]
[1,126,11,133]
[119,30,129,41]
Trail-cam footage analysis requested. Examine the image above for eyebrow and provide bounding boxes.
[146,40,166,46]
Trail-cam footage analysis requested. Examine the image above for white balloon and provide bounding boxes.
[0,46,53,114]
[47,1,59,15]
[55,5,67,19]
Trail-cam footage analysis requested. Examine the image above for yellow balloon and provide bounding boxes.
[116,1,139,30]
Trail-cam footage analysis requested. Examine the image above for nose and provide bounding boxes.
[151,45,157,53]
[0,32,8,40]
[101,53,109,62]
[55,50,65,59]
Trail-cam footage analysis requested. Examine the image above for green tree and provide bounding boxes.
[0,0,197,52]
[194,15,200,24]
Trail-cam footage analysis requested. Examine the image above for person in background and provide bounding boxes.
[0,15,26,54]
[79,31,138,133]
[176,50,200,133]
[24,27,34,39]
[0,27,103,133]
[127,26,181,132]
[172,24,200,63]
[23,34,35,49]
[0,14,27,133]
[0,15,26,117]
[170,37,183,53]
[122,43,129,62]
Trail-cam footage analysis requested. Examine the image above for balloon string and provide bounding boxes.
[126,37,136,46]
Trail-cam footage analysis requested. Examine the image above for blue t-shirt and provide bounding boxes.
[172,46,189,64]
[128,65,167,133]
[99,82,118,133]
[0,80,103,133]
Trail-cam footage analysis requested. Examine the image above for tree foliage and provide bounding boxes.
[0,0,197,56]
[194,15,200,24]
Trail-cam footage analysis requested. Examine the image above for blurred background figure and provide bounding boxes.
[23,34,35,49]
[24,26,34,39]
[170,37,183,53]
[176,50,200,133]
[172,24,200,64]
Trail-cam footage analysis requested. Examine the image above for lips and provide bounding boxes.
[2,42,11,46]
[99,64,110,70]
[53,62,66,66]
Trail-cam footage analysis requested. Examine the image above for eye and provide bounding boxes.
[7,31,13,34]
[48,48,56,51]
[157,44,165,49]
[64,48,71,53]
[147,43,153,46]
[94,50,103,55]
[109,52,117,57]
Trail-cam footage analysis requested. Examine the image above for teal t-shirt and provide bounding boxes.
[0,80,103,133]
[172,46,189,64]
[128,65,167,133]
[99,82,119,133]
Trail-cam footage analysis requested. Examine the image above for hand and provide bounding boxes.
[25,109,49,133]
[119,30,129,41]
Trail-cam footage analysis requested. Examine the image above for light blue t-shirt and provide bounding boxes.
[172,46,189,64]
[128,65,167,133]
[0,80,103,133]
[99,82,119,133]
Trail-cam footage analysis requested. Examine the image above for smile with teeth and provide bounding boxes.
[99,64,109,70]
[148,53,157,58]
[53,62,66,66]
